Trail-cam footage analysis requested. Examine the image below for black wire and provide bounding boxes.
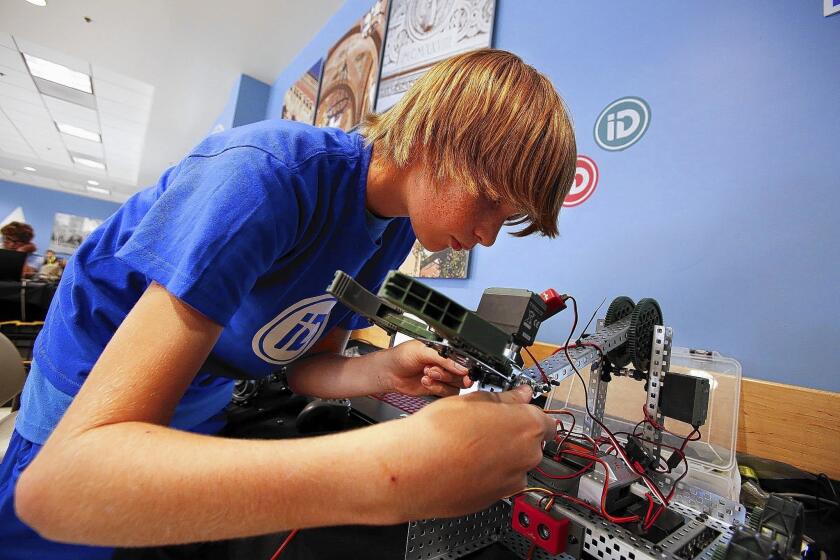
[576,296,607,342]
[561,296,667,505]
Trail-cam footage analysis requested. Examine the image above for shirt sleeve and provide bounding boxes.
[115,147,300,325]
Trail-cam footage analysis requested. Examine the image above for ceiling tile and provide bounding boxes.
[63,135,104,158]
[99,115,145,135]
[92,66,154,97]
[0,47,26,73]
[34,148,72,166]
[1,96,48,118]
[14,39,90,75]
[42,96,99,130]
[0,141,35,158]
[0,82,41,104]
[93,80,153,111]
[0,67,37,91]
[15,173,62,190]
[98,99,150,125]
[58,180,86,191]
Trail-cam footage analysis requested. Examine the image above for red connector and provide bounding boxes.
[511,495,570,555]
[540,289,567,320]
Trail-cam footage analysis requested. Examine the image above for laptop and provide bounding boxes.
[0,250,27,281]
[347,329,479,424]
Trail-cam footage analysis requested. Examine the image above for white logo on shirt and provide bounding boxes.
[252,294,336,365]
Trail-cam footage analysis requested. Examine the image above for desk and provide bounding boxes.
[0,280,57,322]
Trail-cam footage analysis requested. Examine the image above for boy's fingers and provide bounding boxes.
[424,366,472,387]
[493,384,534,405]
[421,376,461,397]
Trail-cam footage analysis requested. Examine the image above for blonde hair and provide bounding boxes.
[361,48,576,237]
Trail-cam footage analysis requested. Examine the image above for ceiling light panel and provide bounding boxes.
[23,53,92,93]
[56,122,101,142]
[15,39,87,74]
[71,154,106,170]
[85,185,110,195]
[34,79,97,109]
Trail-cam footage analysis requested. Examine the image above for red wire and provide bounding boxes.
[559,448,640,524]
[269,529,299,560]
[535,461,594,480]
[524,346,549,384]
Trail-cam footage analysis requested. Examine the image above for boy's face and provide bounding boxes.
[405,166,519,252]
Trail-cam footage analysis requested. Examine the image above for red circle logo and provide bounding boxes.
[563,155,599,208]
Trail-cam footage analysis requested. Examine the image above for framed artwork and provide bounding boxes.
[399,242,470,279]
[826,0,840,16]
[314,0,389,130]
[376,0,496,111]
[49,212,102,255]
[281,59,323,124]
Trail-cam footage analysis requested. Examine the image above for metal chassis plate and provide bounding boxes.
[404,502,508,560]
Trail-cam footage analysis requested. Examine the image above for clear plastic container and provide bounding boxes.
[545,346,742,501]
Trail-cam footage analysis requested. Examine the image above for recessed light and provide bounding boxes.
[72,155,106,170]
[56,122,101,143]
[24,0,47,6]
[87,180,100,186]
[86,185,110,195]
[23,166,37,171]
[23,53,92,93]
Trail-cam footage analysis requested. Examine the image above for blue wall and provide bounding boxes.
[265,1,840,391]
[210,74,272,133]
[0,179,120,253]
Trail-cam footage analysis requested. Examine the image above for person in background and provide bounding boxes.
[1,221,38,278]
[37,250,64,282]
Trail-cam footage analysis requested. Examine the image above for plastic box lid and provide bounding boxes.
[545,346,742,473]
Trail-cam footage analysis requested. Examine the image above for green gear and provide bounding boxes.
[628,298,663,372]
[604,296,635,368]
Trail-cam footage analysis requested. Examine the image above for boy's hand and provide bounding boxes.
[379,340,473,396]
[378,385,556,521]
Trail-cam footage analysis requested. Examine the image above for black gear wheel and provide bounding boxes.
[604,296,635,368]
[627,298,663,372]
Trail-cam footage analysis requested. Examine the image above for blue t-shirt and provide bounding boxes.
[15,119,416,444]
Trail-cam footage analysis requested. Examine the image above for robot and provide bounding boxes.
[328,270,809,560]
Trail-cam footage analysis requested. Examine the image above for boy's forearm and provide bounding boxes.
[18,419,408,546]
[286,349,394,398]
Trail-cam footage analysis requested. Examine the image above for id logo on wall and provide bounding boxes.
[563,155,599,208]
[594,97,651,151]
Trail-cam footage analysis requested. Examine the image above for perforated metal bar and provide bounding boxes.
[404,503,508,560]
[642,326,672,462]
[583,358,609,439]
[522,316,631,386]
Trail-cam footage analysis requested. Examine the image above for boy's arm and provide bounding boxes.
[288,328,472,398]
[16,283,554,547]
[15,283,407,545]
